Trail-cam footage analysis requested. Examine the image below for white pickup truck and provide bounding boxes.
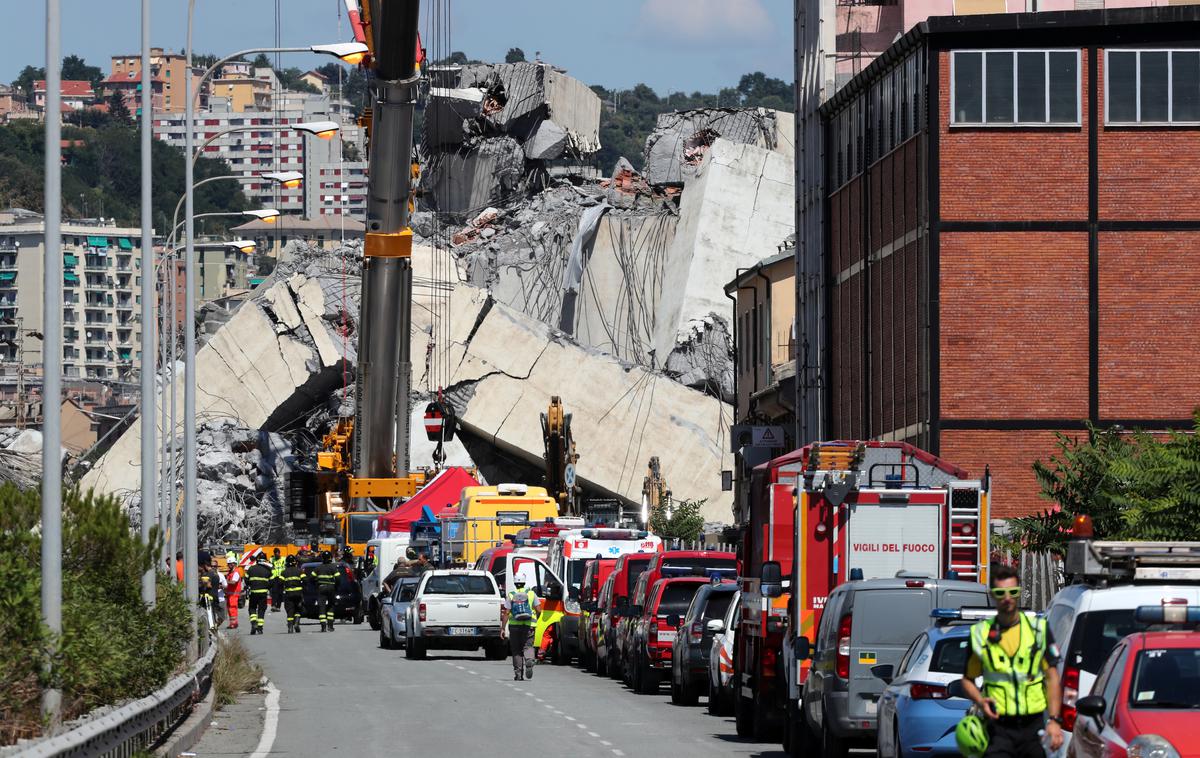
[404,570,506,660]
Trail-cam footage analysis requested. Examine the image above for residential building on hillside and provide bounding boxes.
[107,48,197,113]
[314,161,368,217]
[818,6,1200,517]
[33,80,94,111]
[0,209,147,384]
[153,108,340,215]
[231,215,365,255]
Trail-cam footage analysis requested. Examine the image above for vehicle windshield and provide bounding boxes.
[930,636,972,674]
[347,514,376,543]
[1068,610,1145,673]
[424,575,494,595]
[626,559,652,596]
[568,560,588,598]
[658,584,703,615]
[1129,648,1200,709]
[703,591,735,620]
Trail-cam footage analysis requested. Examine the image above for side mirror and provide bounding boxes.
[707,618,726,633]
[615,597,628,616]
[630,605,643,616]
[946,680,968,699]
[761,560,783,598]
[382,596,393,605]
[581,600,596,612]
[666,613,681,627]
[870,663,894,684]
[1076,695,1106,719]
[792,635,812,661]
[546,583,564,602]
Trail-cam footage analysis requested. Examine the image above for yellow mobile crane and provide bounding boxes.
[289,0,441,551]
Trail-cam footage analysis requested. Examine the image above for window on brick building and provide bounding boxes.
[1106,49,1200,124]
[952,49,1079,125]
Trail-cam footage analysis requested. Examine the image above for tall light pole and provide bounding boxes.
[139,0,156,608]
[42,0,63,723]
[180,7,366,635]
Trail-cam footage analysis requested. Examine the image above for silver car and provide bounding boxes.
[379,577,420,650]
[707,589,739,715]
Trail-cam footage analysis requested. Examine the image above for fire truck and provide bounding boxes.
[733,441,991,746]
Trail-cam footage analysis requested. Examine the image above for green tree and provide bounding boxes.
[106,92,132,125]
[61,54,103,93]
[505,47,526,64]
[649,497,707,543]
[252,53,271,69]
[0,485,191,742]
[11,65,44,102]
[1012,414,1200,555]
[275,67,319,94]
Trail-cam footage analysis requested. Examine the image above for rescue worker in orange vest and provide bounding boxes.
[225,552,243,629]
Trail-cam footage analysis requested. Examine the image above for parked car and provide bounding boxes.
[601,553,658,678]
[874,608,993,758]
[671,581,738,705]
[594,572,620,678]
[300,561,365,624]
[1068,604,1200,758]
[579,557,618,672]
[627,575,709,695]
[378,576,420,650]
[708,588,740,716]
[1047,537,1200,748]
[797,575,991,758]
[404,570,505,660]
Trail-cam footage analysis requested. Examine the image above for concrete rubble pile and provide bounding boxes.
[0,427,43,489]
[421,62,602,217]
[83,240,735,530]
[446,107,795,401]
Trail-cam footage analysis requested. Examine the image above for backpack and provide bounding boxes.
[510,591,533,621]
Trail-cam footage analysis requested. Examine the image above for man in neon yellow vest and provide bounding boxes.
[961,563,1064,758]
[503,577,543,681]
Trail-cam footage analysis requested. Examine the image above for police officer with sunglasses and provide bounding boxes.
[960,563,1064,758]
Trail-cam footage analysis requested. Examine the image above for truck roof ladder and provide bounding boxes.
[1066,540,1200,584]
[947,484,984,580]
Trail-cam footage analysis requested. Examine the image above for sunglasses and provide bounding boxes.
[990,587,1022,599]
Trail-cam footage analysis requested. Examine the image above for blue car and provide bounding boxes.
[874,609,988,758]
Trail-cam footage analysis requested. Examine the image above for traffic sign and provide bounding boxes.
[752,426,785,448]
[564,463,576,488]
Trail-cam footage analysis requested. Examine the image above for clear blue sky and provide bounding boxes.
[3,0,794,94]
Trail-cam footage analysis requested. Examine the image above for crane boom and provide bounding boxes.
[352,0,422,507]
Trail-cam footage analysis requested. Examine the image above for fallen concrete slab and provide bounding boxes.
[643,107,792,186]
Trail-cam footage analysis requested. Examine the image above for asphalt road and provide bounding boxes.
[200,609,787,758]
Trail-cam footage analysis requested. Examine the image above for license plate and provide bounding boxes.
[658,630,677,643]
[865,700,878,715]
[449,626,477,636]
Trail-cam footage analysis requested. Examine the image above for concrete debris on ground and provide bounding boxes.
[0,428,43,489]
[420,62,601,218]
[643,107,794,186]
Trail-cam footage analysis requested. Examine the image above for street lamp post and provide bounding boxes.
[140,0,156,608]
[182,37,360,636]
[42,0,63,722]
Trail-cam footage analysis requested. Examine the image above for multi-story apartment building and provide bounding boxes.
[153,103,343,216]
[0,209,146,384]
[106,48,197,113]
[314,161,368,217]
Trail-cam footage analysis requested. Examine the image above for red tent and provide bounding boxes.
[375,467,479,536]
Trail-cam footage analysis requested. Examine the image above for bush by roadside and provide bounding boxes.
[212,636,263,707]
[0,483,192,745]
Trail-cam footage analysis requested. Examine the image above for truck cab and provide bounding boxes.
[448,484,559,565]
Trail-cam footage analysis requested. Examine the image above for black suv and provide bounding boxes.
[670,581,738,705]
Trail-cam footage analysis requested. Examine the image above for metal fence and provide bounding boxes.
[10,643,215,758]
[1017,551,1064,612]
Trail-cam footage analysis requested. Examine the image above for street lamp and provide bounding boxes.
[167,209,281,247]
[262,171,303,189]
[191,121,341,167]
[181,28,367,639]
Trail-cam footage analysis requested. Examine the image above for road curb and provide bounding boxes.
[154,684,215,758]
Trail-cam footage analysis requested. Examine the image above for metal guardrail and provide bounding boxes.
[8,643,216,758]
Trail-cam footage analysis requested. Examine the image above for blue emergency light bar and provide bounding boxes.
[931,607,999,622]
[513,537,550,547]
[580,529,650,539]
[1134,604,1200,624]
[660,565,738,579]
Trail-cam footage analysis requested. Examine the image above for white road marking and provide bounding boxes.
[600,740,612,746]
[588,732,600,738]
[248,681,280,758]
[612,750,625,757]
[544,704,554,709]
[576,723,587,729]
[563,716,576,721]
[468,670,477,675]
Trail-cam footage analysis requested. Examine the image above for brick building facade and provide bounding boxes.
[821,7,1200,517]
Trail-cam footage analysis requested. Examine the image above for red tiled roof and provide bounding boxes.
[34,80,94,97]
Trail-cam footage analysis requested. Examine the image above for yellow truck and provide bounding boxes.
[446,483,559,565]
